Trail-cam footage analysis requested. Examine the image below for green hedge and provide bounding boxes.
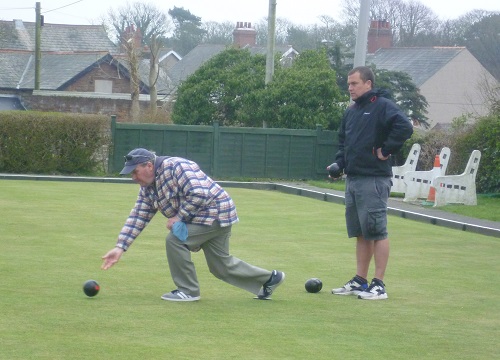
[450,115,499,194]
[0,111,111,175]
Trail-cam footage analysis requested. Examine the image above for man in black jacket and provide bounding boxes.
[329,66,413,300]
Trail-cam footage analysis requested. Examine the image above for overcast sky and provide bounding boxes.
[2,0,499,26]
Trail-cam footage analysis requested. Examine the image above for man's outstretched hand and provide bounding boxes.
[101,247,124,270]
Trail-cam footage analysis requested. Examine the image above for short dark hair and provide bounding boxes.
[349,66,375,87]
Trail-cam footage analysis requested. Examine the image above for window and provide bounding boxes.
[94,80,113,93]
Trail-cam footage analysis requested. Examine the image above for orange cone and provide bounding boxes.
[425,155,440,204]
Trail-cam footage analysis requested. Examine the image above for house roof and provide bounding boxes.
[169,44,227,85]
[0,51,33,89]
[0,19,174,94]
[0,49,174,95]
[158,48,182,63]
[0,20,117,53]
[366,47,465,87]
[0,51,113,90]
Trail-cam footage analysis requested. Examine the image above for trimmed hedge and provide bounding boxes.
[0,111,111,175]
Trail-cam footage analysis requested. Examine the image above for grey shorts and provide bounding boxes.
[344,176,391,241]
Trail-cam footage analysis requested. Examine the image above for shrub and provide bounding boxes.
[402,114,499,194]
[402,129,452,170]
[0,111,111,174]
[450,115,499,193]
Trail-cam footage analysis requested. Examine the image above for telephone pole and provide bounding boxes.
[265,0,277,86]
[353,0,370,68]
[264,0,277,128]
[34,2,42,90]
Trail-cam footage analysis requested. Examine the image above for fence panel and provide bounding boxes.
[110,118,338,180]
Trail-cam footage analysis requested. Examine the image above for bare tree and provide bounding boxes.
[201,21,234,44]
[318,15,337,30]
[105,2,171,121]
[316,16,347,44]
[398,0,438,46]
[255,17,293,46]
[122,27,142,122]
[106,2,171,45]
[340,0,439,46]
[340,0,403,41]
[148,34,161,117]
[462,71,500,117]
[340,0,362,26]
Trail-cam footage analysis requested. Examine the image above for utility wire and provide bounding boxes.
[0,7,34,10]
[0,1,84,14]
[42,0,84,14]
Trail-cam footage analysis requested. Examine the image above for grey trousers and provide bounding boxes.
[165,221,272,297]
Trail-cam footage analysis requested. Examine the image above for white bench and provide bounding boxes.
[403,147,451,202]
[431,150,481,207]
[391,143,421,193]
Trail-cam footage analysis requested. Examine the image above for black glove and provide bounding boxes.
[327,162,342,178]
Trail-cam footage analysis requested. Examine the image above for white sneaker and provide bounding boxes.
[161,290,200,302]
[331,276,368,295]
[358,279,388,300]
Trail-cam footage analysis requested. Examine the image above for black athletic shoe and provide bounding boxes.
[256,270,285,299]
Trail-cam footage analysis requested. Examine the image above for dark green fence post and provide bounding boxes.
[212,121,220,177]
[315,124,323,179]
[108,115,117,174]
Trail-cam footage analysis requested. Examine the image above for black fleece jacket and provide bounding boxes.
[334,89,413,177]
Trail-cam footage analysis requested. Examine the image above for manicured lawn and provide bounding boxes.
[1,180,499,359]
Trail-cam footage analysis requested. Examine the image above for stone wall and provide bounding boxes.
[7,90,164,123]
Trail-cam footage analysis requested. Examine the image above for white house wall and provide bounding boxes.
[421,50,495,128]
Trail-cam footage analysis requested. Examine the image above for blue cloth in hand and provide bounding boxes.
[172,221,188,242]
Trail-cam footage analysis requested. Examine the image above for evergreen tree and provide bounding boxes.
[172,48,347,129]
[167,6,206,56]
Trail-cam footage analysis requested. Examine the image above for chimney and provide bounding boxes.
[232,21,257,47]
[367,20,393,54]
[122,25,142,51]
